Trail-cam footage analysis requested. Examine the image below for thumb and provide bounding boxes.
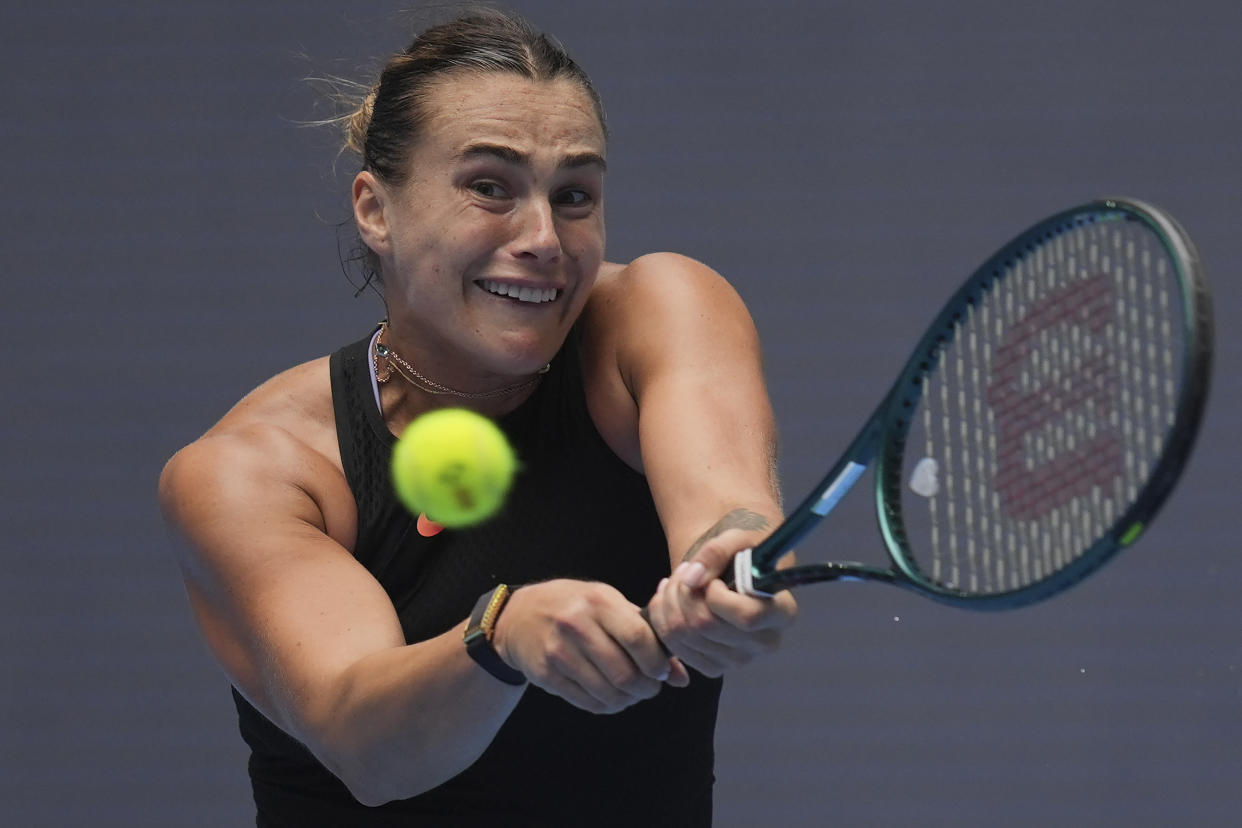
[680,527,751,588]
[664,658,691,688]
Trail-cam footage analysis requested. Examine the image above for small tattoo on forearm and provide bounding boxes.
[682,508,771,562]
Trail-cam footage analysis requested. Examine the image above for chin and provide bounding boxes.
[491,331,568,373]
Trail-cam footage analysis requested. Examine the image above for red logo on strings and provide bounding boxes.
[987,273,1122,520]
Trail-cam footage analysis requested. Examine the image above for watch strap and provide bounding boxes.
[464,585,526,686]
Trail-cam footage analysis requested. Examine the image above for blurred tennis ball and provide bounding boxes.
[391,408,516,528]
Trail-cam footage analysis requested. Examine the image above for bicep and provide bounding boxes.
[160,434,405,739]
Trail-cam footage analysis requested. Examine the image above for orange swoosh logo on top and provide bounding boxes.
[416,513,445,537]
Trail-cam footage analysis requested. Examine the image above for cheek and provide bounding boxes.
[394,212,496,271]
[565,216,606,264]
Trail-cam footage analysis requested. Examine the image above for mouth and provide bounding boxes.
[478,279,561,305]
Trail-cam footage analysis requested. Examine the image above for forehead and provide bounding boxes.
[418,72,606,161]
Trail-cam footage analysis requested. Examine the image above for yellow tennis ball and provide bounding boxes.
[390,408,516,528]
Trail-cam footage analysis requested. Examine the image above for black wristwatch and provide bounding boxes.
[463,585,527,686]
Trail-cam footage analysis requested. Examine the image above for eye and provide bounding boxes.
[553,189,592,207]
[470,180,510,199]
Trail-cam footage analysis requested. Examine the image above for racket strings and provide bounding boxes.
[908,218,1183,594]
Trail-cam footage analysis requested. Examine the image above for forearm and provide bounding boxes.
[294,625,525,806]
[676,506,779,566]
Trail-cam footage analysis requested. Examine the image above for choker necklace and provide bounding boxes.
[373,322,550,400]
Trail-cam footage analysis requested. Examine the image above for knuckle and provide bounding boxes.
[601,665,635,690]
[580,697,609,715]
[583,581,617,605]
[686,611,715,635]
[596,688,630,714]
[604,661,645,694]
[551,612,586,640]
[734,604,766,632]
[612,665,640,690]
[619,672,658,698]
[543,641,573,672]
[615,622,646,649]
[622,625,660,656]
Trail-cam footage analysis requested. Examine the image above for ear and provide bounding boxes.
[353,171,391,256]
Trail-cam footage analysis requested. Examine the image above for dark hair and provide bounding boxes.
[333,8,606,290]
[348,9,606,186]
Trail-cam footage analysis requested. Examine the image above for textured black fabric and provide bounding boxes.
[232,327,722,827]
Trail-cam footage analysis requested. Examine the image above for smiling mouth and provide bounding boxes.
[478,279,561,304]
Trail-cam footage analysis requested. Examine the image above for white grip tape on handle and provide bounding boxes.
[733,548,774,598]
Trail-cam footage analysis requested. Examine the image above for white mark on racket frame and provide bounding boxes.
[811,461,867,516]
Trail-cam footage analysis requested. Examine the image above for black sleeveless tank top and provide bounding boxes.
[232,327,722,827]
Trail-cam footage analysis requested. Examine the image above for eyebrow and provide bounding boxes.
[456,142,607,172]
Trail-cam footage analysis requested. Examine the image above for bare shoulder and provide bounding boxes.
[586,253,758,381]
[588,252,743,319]
[157,357,396,734]
[208,357,337,447]
[579,254,759,471]
[159,356,357,552]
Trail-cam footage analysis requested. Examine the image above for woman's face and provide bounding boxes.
[358,71,607,383]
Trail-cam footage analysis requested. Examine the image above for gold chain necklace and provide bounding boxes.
[373,322,550,400]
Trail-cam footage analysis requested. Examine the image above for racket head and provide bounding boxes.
[870,198,1213,608]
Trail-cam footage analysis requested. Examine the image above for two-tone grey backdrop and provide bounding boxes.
[3,2,1238,825]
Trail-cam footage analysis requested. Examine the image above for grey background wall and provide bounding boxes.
[3,1,1238,825]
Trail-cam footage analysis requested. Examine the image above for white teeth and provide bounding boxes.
[481,280,560,304]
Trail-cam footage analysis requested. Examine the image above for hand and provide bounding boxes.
[645,527,798,677]
[492,580,689,714]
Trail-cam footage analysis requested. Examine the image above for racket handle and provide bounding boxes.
[731,548,774,598]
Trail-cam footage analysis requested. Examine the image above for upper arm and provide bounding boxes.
[158,426,405,746]
[607,253,782,561]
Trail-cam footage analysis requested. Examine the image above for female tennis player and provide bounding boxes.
[159,9,796,825]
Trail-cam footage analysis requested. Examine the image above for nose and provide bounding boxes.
[511,199,562,263]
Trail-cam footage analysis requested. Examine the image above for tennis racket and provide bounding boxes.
[732,197,1212,609]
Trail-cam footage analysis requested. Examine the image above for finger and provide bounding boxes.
[700,579,796,634]
[561,608,665,704]
[642,577,673,645]
[664,658,691,688]
[543,642,647,713]
[663,641,731,678]
[542,676,608,714]
[643,579,688,676]
[651,574,743,675]
[609,606,672,681]
[599,624,670,693]
[667,586,783,676]
[678,528,754,584]
[669,578,757,649]
[536,670,625,715]
[653,573,688,639]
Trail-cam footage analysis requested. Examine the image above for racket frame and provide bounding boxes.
[737,198,1212,609]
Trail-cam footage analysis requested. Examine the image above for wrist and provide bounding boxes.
[463,584,526,686]
[489,585,519,670]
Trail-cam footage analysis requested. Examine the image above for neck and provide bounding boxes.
[373,321,550,412]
